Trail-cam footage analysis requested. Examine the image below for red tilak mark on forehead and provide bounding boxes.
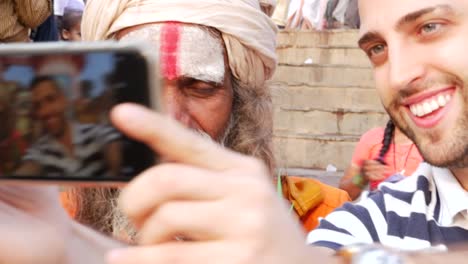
[160,22,181,80]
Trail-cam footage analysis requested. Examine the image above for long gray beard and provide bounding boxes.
[108,116,234,242]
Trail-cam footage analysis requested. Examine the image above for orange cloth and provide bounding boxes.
[351,127,424,190]
[282,176,351,232]
[60,191,77,218]
[60,176,349,232]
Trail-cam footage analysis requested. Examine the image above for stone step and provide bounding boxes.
[271,85,384,113]
[277,46,371,67]
[273,107,388,136]
[277,30,361,49]
[272,64,375,87]
[273,134,359,171]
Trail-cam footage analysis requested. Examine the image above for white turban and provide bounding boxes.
[82,0,278,88]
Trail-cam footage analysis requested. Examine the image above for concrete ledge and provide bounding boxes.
[277,30,361,48]
[278,168,344,187]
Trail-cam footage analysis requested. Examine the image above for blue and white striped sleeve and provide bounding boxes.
[307,192,388,250]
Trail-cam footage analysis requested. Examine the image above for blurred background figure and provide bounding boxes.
[272,0,359,29]
[272,0,291,28]
[0,81,27,176]
[54,0,85,39]
[0,0,52,42]
[260,0,277,17]
[324,0,349,29]
[285,0,328,30]
[59,8,83,41]
[343,0,359,29]
[14,76,122,178]
[339,120,424,200]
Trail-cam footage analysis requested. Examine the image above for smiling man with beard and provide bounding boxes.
[306,0,468,253]
[14,76,122,179]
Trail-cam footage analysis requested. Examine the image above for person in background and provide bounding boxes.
[14,76,122,178]
[54,0,85,37]
[343,0,359,28]
[0,85,27,176]
[272,0,292,28]
[0,0,52,42]
[59,8,82,41]
[339,120,424,200]
[324,0,350,29]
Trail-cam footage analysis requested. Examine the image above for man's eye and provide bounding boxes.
[419,23,442,35]
[185,86,218,98]
[368,44,386,57]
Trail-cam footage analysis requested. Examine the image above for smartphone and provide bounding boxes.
[0,42,160,183]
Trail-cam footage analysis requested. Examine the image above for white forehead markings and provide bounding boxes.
[119,24,225,84]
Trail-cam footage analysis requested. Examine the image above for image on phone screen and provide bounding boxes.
[0,50,155,182]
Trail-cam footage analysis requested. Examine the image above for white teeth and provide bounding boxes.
[410,105,416,115]
[417,104,424,116]
[410,93,452,117]
[437,95,447,107]
[422,102,432,115]
[445,94,451,102]
[430,100,439,111]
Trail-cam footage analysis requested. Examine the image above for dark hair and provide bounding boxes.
[60,8,83,32]
[30,75,61,92]
[376,120,395,164]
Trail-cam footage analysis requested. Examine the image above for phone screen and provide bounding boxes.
[0,48,155,182]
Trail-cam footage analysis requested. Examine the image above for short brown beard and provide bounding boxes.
[386,74,468,169]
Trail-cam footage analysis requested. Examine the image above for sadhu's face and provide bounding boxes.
[118,23,234,143]
[358,0,468,168]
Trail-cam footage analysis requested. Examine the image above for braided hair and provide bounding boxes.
[376,120,395,165]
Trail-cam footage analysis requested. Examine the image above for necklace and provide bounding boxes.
[392,138,414,175]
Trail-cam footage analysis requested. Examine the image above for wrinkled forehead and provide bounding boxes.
[358,0,460,37]
[119,23,226,84]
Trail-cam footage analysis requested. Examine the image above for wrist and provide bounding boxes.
[352,174,368,189]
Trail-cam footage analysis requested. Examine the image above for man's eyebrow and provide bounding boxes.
[358,31,383,49]
[358,5,456,49]
[396,4,456,29]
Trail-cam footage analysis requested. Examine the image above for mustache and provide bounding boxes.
[194,114,234,147]
[398,74,463,99]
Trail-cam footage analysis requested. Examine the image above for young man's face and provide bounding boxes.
[119,23,234,143]
[32,81,68,138]
[358,0,468,168]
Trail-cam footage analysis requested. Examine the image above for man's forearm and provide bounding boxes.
[67,221,125,264]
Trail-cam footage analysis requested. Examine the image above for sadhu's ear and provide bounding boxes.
[259,0,276,17]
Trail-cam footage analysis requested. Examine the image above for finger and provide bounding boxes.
[110,104,260,171]
[368,172,387,181]
[120,164,226,221]
[106,243,231,264]
[138,201,225,244]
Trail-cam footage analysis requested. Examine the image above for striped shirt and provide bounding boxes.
[307,163,468,251]
[23,123,120,177]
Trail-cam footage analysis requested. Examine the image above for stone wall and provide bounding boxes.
[271,30,388,172]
